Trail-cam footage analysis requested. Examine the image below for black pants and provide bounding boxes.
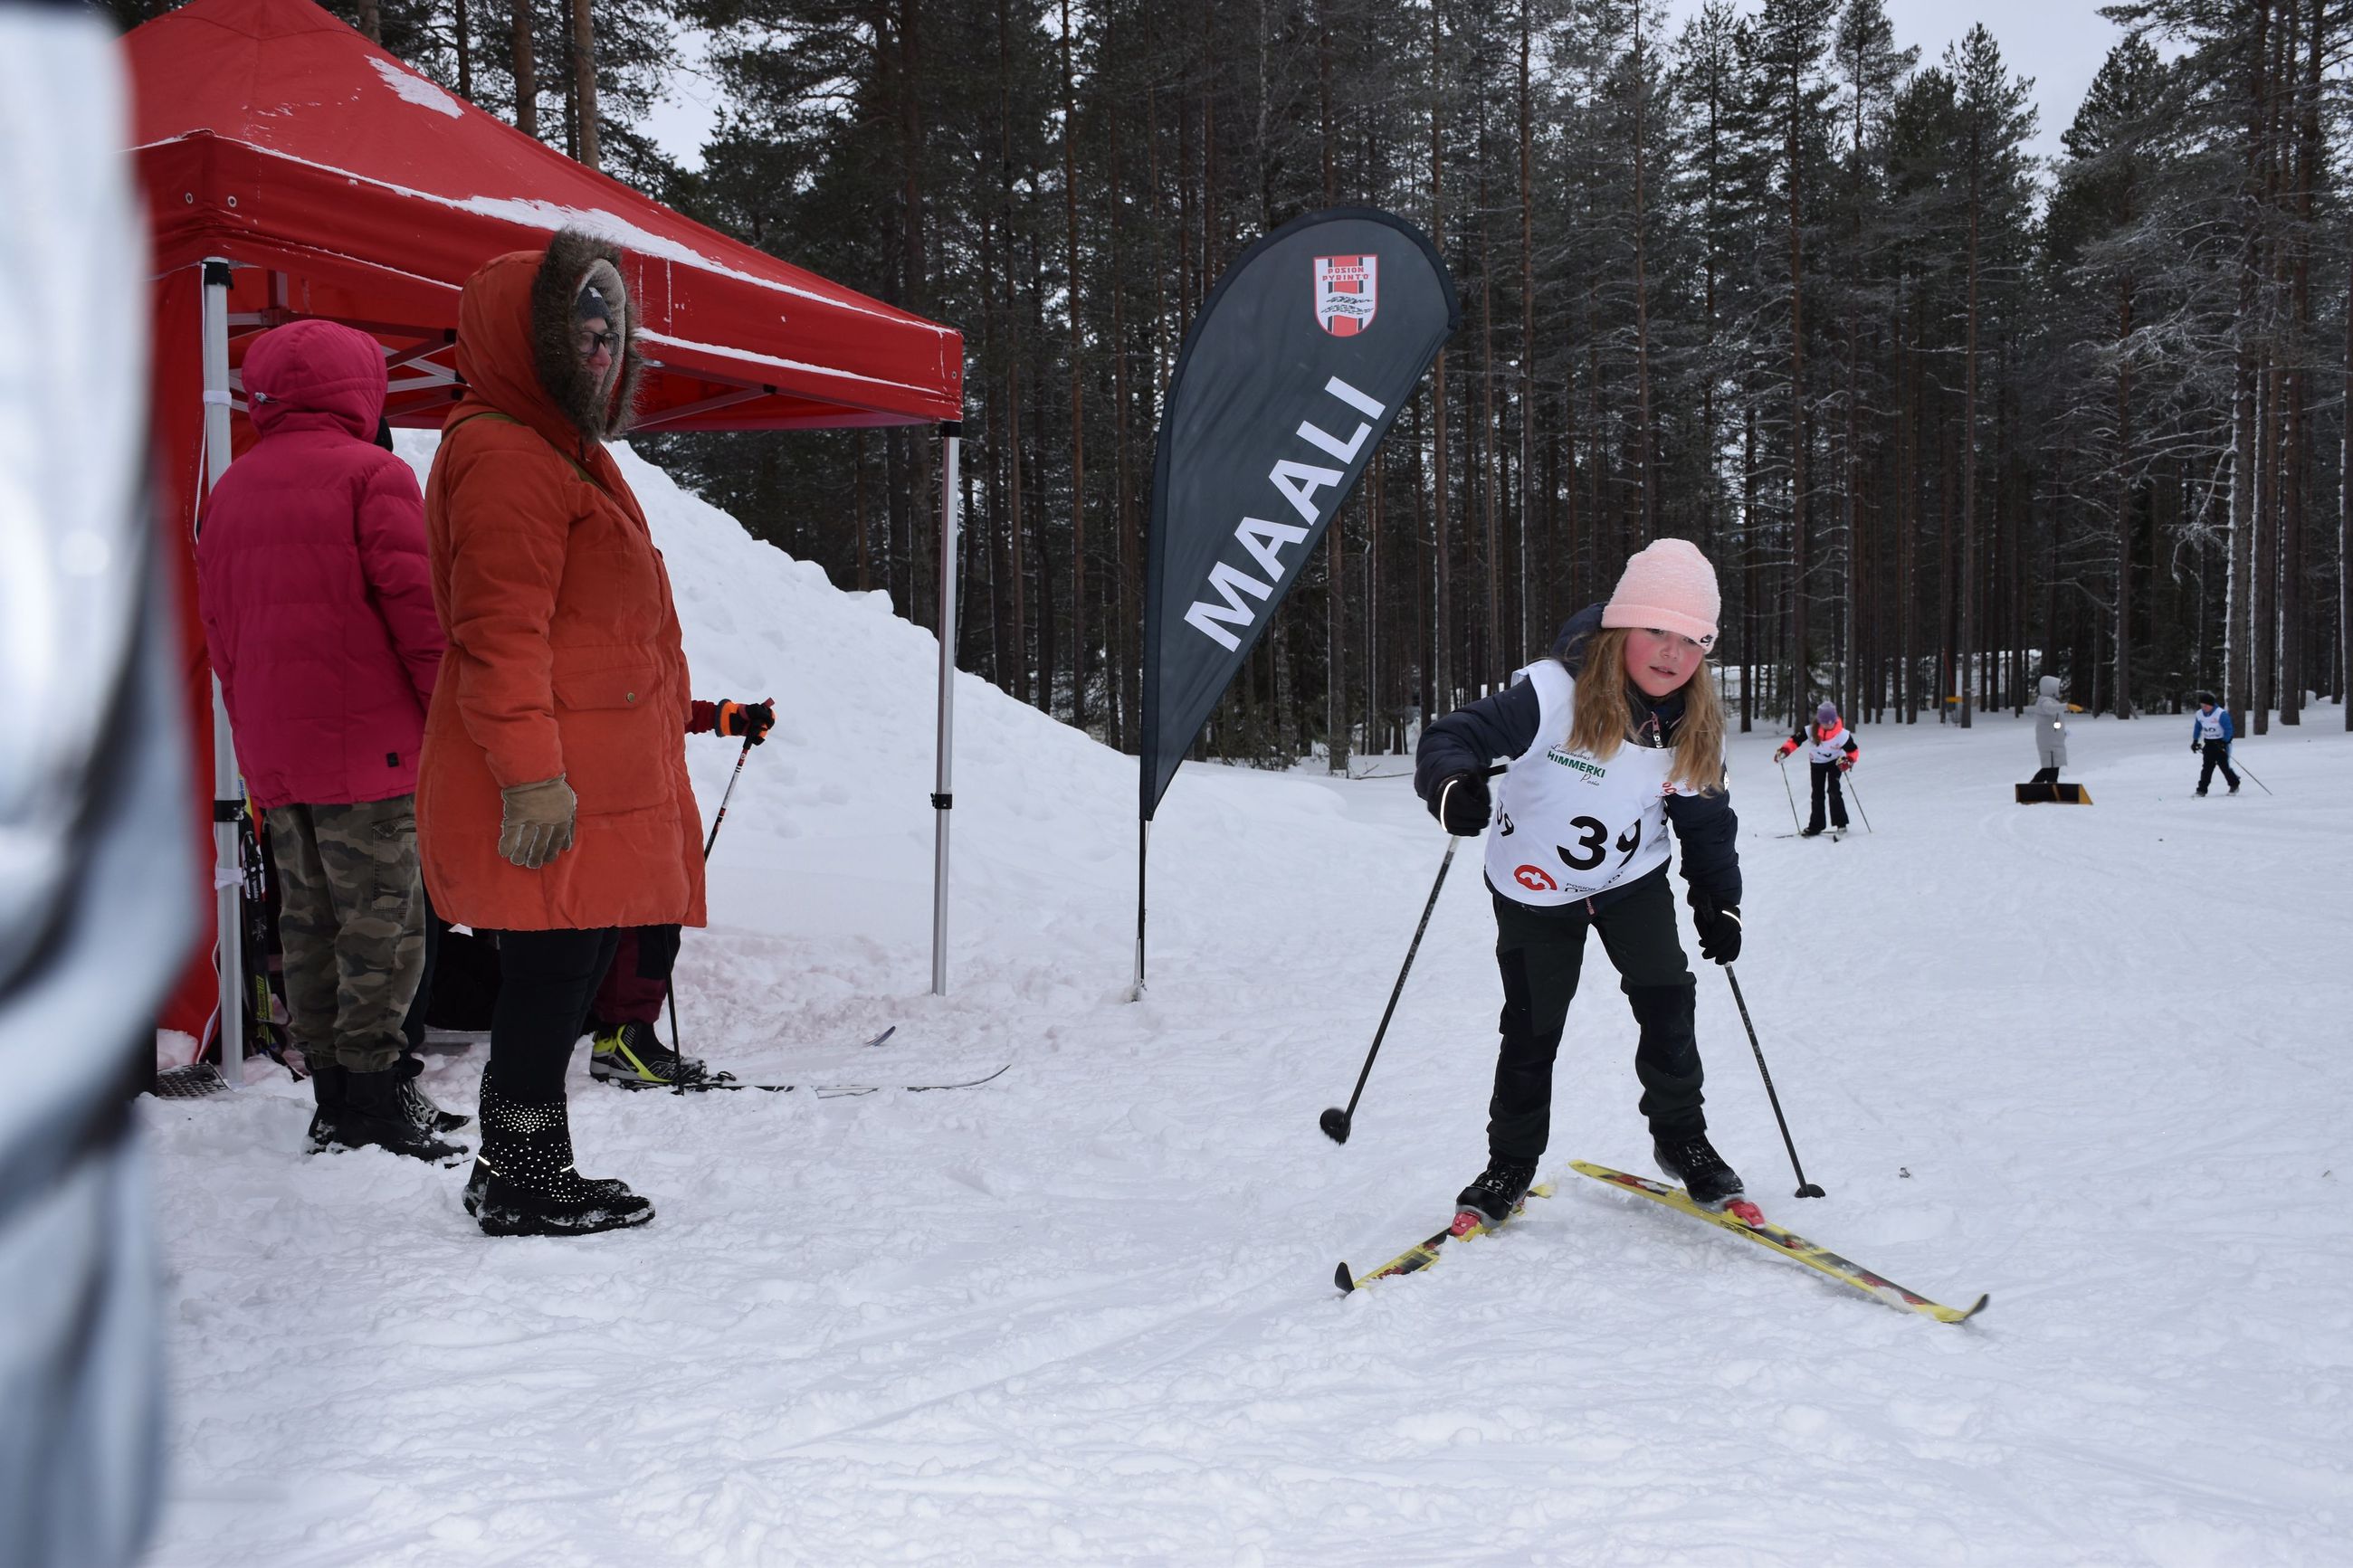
[1487,868,1704,1162]
[488,927,622,1102]
[399,888,441,1056]
[2197,743,2239,794]
[1808,760,1849,832]
[2030,765,2062,784]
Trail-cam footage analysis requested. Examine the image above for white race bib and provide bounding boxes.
[1484,661,1679,906]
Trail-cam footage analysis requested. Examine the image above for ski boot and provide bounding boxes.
[331,1065,468,1165]
[1453,1156,1540,1235]
[588,1019,723,1088]
[469,1084,653,1237]
[1653,1131,1747,1212]
[395,1054,472,1135]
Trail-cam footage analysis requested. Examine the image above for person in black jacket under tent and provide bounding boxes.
[1416,538,1747,1232]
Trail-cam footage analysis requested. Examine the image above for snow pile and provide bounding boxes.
[138,442,2353,1563]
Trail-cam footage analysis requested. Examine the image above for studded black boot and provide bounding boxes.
[1454,1156,1540,1231]
[470,1084,653,1238]
[1653,1131,1745,1209]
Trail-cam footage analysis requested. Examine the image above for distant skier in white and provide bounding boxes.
[1775,701,1858,838]
[2190,693,2239,796]
[2029,675,2069,784]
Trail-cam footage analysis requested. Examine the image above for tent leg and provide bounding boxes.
[1130,818,1148,1002]
[199,257,244,1087]
[930,422,962,998]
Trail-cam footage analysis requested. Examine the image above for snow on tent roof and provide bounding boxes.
[129,0,963,432]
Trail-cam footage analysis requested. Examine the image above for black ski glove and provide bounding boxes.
[1433,771,1491,836]
[717,698,777,745]
[2191,739,2203,753]
[1688,890,1743,965]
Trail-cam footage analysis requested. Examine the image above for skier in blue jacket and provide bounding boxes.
[2190,693,2238,796]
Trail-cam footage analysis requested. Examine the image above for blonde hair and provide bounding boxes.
[1563,626,1729,794]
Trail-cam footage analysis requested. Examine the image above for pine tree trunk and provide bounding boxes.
[1060,0,1087,731]
[510,0,536,136]
[1429,0,1450,713]
[569,0,596,169]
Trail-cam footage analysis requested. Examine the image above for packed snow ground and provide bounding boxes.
[142,442,2353,1566]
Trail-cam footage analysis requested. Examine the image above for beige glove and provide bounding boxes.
[498,775,576,870]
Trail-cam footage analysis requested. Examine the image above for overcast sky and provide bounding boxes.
[643,1,2134,176]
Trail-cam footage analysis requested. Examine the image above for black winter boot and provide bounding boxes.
[1454,1156,1540,1231]
[395,1054,472,1134]
[305,1062,348,1151]
[470,1084,653,1238]
[1653,1131,1745,1209]
[337,1066,468,1164]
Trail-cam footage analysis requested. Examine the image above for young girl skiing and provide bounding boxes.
[1776,702,1858,837]
[1415,538,1746,1231]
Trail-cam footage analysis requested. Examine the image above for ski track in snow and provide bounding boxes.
[141,438,2353,1565]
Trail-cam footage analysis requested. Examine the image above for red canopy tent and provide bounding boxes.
[129,0,967,1053]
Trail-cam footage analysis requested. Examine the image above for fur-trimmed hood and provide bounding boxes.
[449,228,643,454]
[531,228,643,444]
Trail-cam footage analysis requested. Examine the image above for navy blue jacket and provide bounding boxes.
[1414,604,1741,910]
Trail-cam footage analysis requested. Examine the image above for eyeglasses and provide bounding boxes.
[576,328,619,356]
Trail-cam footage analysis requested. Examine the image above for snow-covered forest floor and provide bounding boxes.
[142,442,2353,1566]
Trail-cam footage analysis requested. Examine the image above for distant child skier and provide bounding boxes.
[1775,701,1858,837]
[1415,538,1747,1230]
[2029,675,2069,784]
[2190,692,2239,796]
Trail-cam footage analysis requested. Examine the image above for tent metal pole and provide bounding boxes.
[930,421,963,997]
[1130,817,1148,1001]
[200,257,244,1088]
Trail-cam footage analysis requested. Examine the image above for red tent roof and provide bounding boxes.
[129,0,963,431]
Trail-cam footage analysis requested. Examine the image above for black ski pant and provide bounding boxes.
[2197,742,2239,794]
[1485,867,1705,1163]
[486,927,622,1102]
[1807,760,1850,832]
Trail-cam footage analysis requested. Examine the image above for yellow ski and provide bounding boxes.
[1336,1182,1556,1293]
[1571,1162,1986,1325]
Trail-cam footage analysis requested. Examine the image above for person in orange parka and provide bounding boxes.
[417,229,754,1238]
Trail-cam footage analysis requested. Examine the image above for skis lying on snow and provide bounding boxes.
[1571,1161,1986,1325]
[687,1062,1010,1098]
[1334,1181,1557,1293]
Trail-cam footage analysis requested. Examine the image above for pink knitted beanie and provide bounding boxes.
[1601,538,1720,648]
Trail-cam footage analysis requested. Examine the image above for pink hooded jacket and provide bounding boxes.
[196,319,444,808]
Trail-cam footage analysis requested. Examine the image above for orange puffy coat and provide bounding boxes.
[414,233,706,933]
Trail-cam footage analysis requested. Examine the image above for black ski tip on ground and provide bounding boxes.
[1319,1107,1352,1145]
[1333,1261,1358,1294]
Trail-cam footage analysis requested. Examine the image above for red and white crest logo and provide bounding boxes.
[1314,254,1377,337]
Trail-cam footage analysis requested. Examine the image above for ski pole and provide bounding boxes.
[1723,965,1825,1199]
[1321,835,1462,1145]
[1843,772,1873,832]
[670,735,757,1069]
[2233,756,2274,795]
[703,734,757,860]
[1777,755,1802,833]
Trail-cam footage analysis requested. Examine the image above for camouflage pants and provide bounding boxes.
[267,796,425,1073]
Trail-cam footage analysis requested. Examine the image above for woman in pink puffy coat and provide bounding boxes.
[195,318,457,1164]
